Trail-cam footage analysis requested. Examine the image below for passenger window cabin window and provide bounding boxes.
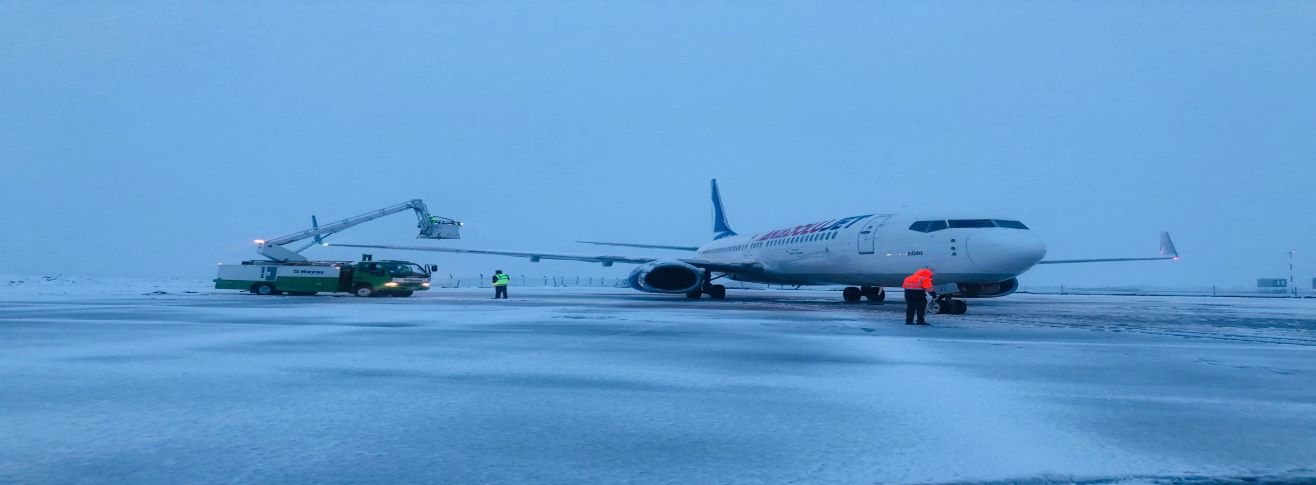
[948,219,994,229]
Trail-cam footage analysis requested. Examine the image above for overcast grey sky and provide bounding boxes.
[2,1,1313,288]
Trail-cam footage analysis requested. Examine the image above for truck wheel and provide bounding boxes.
[252,283,276,296]
[353,285,376,297]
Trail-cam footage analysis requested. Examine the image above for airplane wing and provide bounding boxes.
[326,242,764,274]
[679,259,765,274]
[326,243,655,266]
[1036,231,1179,265]
[575,240,700,251]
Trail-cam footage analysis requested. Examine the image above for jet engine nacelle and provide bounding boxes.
[956,278,1019,298]
[627,261,704,294]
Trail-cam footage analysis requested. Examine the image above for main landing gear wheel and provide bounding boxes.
[688,284,727,300]
[353,285,376,298]
[252,283,277,296]
[861,286,885,303]
[842,287,862,303]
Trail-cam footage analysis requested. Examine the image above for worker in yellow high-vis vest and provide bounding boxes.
[492,270,510,299]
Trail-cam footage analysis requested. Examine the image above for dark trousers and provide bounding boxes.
[494,285,508,299]
[904,289,927,324]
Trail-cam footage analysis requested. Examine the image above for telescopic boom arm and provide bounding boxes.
[255,199,460,261]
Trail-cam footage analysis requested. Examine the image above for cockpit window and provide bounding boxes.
[914,219,1026,231]
[948,219,995,228]
[910,220,950,233]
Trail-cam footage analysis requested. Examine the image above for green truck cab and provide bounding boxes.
[215,259,435,297]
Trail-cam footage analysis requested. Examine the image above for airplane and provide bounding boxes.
[328,179,1178,315]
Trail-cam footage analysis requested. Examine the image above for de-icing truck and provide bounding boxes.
[214,200,460,297]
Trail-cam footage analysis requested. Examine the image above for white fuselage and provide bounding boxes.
[694,213,1047,287]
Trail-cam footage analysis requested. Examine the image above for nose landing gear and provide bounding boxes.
[929,297,967,315]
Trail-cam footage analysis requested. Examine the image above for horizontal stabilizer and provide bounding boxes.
[576,241,699,251]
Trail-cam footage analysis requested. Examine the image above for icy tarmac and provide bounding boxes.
[2,281,1315,483]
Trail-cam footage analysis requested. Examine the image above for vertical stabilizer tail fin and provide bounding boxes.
[711,179,737,239]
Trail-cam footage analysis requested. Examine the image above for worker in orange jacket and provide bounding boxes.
[902,268,937,325]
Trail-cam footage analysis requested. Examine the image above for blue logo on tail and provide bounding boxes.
[711,179,737,240]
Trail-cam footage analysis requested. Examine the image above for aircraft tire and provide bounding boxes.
[708,285,727,300]
[952,300,967,314]
[863,287,885,302]
[842,287,862,303]
[686,290,702,299]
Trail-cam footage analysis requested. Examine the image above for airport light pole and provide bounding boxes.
[1290,250,1297,297]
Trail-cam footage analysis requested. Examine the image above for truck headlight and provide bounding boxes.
[421,282,430,287]
[384,282,399,287]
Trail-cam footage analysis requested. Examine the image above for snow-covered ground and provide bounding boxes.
[2,276,1315,483]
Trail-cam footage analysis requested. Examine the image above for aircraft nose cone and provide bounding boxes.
[966,230,1047,276]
